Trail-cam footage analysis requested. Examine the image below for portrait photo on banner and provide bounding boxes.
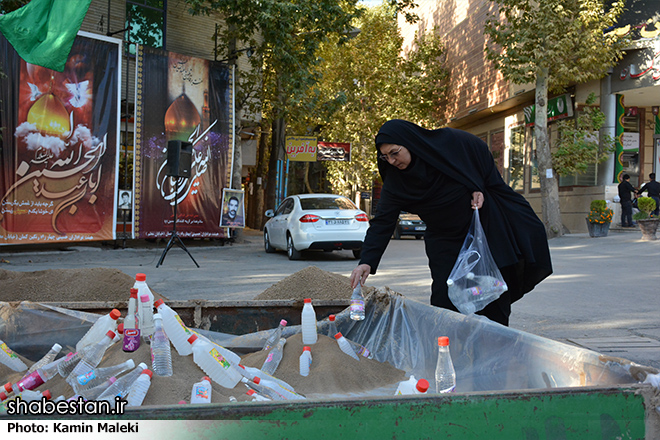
[220,189,245,228]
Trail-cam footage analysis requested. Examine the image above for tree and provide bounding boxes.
[484,0,626,238]
[290,4,448,198]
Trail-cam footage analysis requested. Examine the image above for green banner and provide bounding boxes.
[524,94,574,126]
[614,94,625,183]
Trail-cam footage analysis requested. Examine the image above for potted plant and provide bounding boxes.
[633,196,659,240]
[585,200,613,238]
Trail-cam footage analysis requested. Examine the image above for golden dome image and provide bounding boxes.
[27,92,71,138]
[164,93,201,142]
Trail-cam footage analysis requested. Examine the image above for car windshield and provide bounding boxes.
[300,197,356,210]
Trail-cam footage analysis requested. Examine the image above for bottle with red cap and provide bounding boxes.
[435,336,456,393]
[187,334,242,389]
[326,315,373,359]
[245,389,271,402]
[190,376,212,404]
[75,309,121,353]
[61,331,116,381]
[299,346,312,377]
[154,298,193,356]
[301,298,317,345]
[334,332,360,361]
[97,362,149,402]
[395,375,430,395]
[126,369,153,407]
[134,274,154,338]
[123,288,141,352]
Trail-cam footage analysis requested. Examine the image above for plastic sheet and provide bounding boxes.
[0,290,640,397]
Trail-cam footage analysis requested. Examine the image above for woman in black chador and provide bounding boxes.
[350,119,552,326]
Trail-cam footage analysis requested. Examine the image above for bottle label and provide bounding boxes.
[123,329,141,352]
[16,371,44,391]
[350,300,365,312]
[0,343,17,359]
[265,353,274,363]
[194,385,209,400]
[77,370,97,385]
[175,315,192,335]
[356,346,370,357]
[209,348,231,369]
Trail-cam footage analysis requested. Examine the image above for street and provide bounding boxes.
[2,229,659,369]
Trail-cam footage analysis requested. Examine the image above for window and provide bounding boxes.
[508,126,525,191]
[126,0,165,54]
[300,197,357,210]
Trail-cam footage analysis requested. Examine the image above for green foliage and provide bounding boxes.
[484,0,627,93]
[553,92,615,176]
[634,197,657,220]
[587,199,612,224]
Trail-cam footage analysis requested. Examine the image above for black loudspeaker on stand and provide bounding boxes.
[157,140,200,268]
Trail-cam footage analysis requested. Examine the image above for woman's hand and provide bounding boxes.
[350,264,371,289]
[471,191,484,210]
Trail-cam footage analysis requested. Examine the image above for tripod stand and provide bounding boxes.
[157,176,200,268]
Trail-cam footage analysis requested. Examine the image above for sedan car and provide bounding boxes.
[263,194,370,260]
[393,212,426,239]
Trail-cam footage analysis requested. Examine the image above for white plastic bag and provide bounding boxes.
[447,209,507,315]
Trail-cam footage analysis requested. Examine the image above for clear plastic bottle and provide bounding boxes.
[72,359,135,395]
[334,332,360,361]
[241,377,285,401]
[97,362,148,402]
[126,370,153,407]
[262,319,287,351]
[0,339,28,372]
[435,336,456,393]
[19,389,51,402]
[190,376,212,404]
[55,352,81,378]
[12,356,67,393]
[252,376,305,400]
[299,346,312,377]
[75,309,121,352]
[327,316,373,359]
[261,338,286,376]
[327,314,338,337]
[65,331,117,383]
[237,364,297,392]
[80,377,117,401]
[151,313,173,377]
[395,375,430,395]
[123,288,141,352]
[154,298,193,356]
[139,293,156,341]
[24,343,62,376]
[301,298,317,345]
[187,335,242,389]
[446,249,481,285]
[246,389,271,402]
[350,286,366,321]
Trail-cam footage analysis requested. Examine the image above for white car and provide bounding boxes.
[263,193,370,260]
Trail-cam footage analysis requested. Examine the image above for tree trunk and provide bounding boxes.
[534,69,563,238]
[247,122,269,230]
[265,117,286,214]
[304,162,314,193]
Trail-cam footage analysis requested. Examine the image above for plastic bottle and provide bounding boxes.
[139,294,156,341]
[252,376,305,400]
[187,335,242,389]
[123,288,141,352]
[190,376,212,404]
[75,309,121,352]
[395,375,430,395]
[198,334,241,366]
[71,359,135,395]
[327,314,339,337]
[80,377,117,401]
[126,370,153,407]
[260,338,286,376]
[24,343,62,376]
[262,319,287,351]
[334,332,360,361]
[55,352,81,378]
[237,364,297,392]
[0,339,28,372]
[446,249,481,285]
[301,298,317,345]
[134,273,154,337]
[65,331,117,382]
[246,389,271,402]
[299,346,312,377]
[154,298,193,356]
[19,389,51,402]
[151,313,173,377]
[97,362,148,402]
[327,316,373,359]
[350,286,366,321]
[435,336,456,393]
[12,356,69,393]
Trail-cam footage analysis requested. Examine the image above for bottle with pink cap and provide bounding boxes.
[139,294,156,341]
[262,319,287,351]
[75,309,121,352]
[123,288,140,352]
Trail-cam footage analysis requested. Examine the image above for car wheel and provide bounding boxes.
[393,228,401,240]
[287,234,302,260]
[352,249,362,259]
[264,230,276,253]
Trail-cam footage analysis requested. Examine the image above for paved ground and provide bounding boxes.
[1,227,659,369]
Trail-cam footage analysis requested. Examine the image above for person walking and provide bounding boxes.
[349,119,553,326]
[637,172,660,217]
[618,174,638,227]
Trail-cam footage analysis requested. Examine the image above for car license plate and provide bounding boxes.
[326,220,349,225]
[415,226,426,231]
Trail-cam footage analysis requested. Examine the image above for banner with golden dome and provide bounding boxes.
[0,33,121,245]
[133,46,233,239]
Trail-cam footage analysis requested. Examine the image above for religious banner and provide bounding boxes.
[317,141,351,161]
[285,136,317,162]
[133,46,233,239]
[0,32,121,245]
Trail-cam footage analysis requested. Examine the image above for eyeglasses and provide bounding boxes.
[378,146,403,161]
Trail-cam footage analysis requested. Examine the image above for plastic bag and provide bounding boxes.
[447,209,508,315]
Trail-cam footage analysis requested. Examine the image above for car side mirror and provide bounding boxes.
[265,209,275,218]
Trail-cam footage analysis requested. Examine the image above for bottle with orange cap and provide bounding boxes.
[434,336,456,393]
